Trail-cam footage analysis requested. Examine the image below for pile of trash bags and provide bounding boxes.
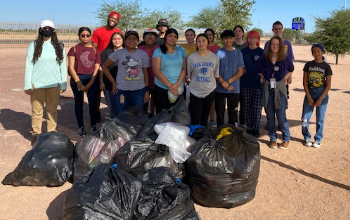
[2,96,261,218]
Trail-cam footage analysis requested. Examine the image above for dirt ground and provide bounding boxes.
[0,44,349,220]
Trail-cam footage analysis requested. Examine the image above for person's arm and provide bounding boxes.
[59,47,67,93]
[315,75,331,107]
[152,57,172,88]
[283,57,294,85]
[68,55,84,92]
[143,67,150,103]
[92,42,98,48]
[171,57,187,95]
[81,63,100,92]
[99,50,108,91]
[24,42,34,95]
[102,58,118,94]
[303,71,314,107]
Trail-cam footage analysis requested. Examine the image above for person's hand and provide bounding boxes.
[314,98,322,107]
[100,82,105,91]
[61,89,66,93]
[80,85,88,92]
[260,76,264,83]
[112,82,118,95]
[169,84,179,96]
[283,78,288,85]
[185,78,191,86]
[221,81,229,89]
[24,89,31,95]
[144,91,150,103]
[307,96,314,107]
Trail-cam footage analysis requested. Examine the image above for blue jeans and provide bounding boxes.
[114,88,145,115]
[104,90,117,119]
[302,87,329,142]
[266,89,290,142]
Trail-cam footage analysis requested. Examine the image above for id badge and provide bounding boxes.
[120,94,125,104]
[270,78,276,89]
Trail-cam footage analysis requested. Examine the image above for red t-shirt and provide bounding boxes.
[91,27,123,53]
[138,44,159,89]
[68,44,101,74]
[208,44,221,53]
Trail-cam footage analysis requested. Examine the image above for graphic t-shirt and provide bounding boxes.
[91,27,123,53]
[303,60,333,89]
[68,44,101,74]
[152,46,188,90]
[138,44,159,89]
[216,48,245,94]
[187,51,220,98]
[108,48,150,91]
[241,47,264,89]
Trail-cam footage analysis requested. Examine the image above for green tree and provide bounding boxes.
[282,28,295,42]
[141,7,184,30]
[312,9,350,64]
[95,0,143,31]
[220,0,256,31]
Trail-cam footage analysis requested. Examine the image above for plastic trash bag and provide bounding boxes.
[155,122,192,163]
[171,96,191,126]
[114,105,149,139]
[2,132,74,186]
[186,125,261,208]
[134,167,201,220]
[114,139,183,179]
[64,164,142,220]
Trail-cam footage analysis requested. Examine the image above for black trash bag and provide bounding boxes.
[189,125,215,141]
[64,163,142,220]
[134,167,200,220]
[171,96,191,126]
[2,132,74,186]
[114,105,149,139]
[186,125,261,208]
[114,139,183,179]
[73,120,130,180]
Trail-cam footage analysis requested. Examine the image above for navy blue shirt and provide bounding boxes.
[241,47,264,89]
[254,56,294,82]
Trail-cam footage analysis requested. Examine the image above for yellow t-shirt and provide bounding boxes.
[182,44,197,56]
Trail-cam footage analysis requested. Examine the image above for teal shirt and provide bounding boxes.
[24,40,67,90]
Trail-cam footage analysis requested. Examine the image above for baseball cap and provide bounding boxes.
[109,11,121,19]
[143,29,157,37]
[40,20,55,29]
[156,19,168,28]
[311,43,325,53]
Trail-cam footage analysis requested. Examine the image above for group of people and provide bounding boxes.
[24,12,332,149]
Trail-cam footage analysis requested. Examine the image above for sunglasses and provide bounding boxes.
[80,34,91,38]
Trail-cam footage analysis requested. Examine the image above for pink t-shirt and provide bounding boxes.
[208,44,221,53]
[91,27,123,53]
[68,44,101,74]
[138,44,159,89]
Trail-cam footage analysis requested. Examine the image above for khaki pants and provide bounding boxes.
[30,86,60,135]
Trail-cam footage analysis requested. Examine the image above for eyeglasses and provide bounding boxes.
[80,34,91,38]
[144,35,156,39]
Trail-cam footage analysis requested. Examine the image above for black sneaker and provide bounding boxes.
[253,130,260,138]
[77,127,87,136]
[31,135,38,145]
[90,125,97,133]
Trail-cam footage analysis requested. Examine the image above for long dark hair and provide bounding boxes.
[106,32,124,50]
[160,28,178,54]
[32,28,64,64]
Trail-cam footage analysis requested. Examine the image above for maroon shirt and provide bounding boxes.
[68,44,101,74]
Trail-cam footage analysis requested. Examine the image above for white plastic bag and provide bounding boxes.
[155,122,191,163]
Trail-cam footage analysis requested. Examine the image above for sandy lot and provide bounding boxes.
[0,44,349,220]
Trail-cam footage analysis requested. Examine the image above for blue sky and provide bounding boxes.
[0,0,346,33]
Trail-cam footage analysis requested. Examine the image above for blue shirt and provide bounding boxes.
[241,47,264,89]
[215,48,245,94]
[152,46,188,89]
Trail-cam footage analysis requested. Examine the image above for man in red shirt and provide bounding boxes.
[91,11,123,53]
[91,11,123,121]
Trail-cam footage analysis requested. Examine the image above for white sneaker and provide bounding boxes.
[312,141,321,148]
[304,140,312,147]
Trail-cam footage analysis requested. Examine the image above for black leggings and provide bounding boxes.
[154,85,183,113]
[189,91,215,126]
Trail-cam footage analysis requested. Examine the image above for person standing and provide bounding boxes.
[204,28,221,128]
[152,28,188,113]
[255,36,294,149]
[155,19,169,46]
[301,44,332,148]
[102,31,150,115]
[100,32,124,119]
[187,34,219,126]
[182,29,197,56]
[215,30,244,127]
[138,29,159,117]
[68,27,101,136]
[241,30,264,137]
[24,19,67,144]
[91,11,123,122]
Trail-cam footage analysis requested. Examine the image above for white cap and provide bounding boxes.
[40,20,55,29]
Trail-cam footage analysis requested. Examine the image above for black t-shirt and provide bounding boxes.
[303,60,332,89]
[101,48,118,90]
